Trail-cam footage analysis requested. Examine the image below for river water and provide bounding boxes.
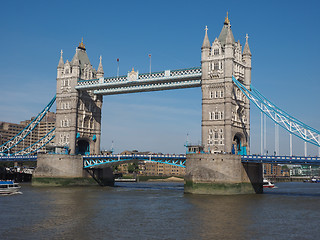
[0,182,319,240]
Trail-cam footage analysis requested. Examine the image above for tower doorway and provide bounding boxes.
[233,134,246,155]
[77,140,90,155]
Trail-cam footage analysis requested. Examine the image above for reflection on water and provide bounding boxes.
[0,182,319,240]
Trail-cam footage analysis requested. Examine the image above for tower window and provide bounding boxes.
[209,112,214,120]
[214,49,219,55]
[214,62,219,70]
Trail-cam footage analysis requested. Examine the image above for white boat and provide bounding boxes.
[263,179,275,188]
[0,180,22,195]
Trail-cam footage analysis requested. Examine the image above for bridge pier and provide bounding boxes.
[32,154,95,186]
[184,153,263,195]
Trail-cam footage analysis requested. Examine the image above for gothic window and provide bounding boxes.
[215,91,218,98]
[63,79,70,87]
[214,132,218,139]
[209,112,213,120]
[210,91,214,99]
[214,62,219,70]
[220,91,224,98]
[214,112,219,120]
[214,49,219,55]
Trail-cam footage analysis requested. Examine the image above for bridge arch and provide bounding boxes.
[233,132,247,155]
[76,138,90,155]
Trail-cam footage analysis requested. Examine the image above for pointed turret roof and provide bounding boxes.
[58,49,64,68]
[202,26,211,49]
[97,55,104,74]
[218,12,235,45]
[71,38,92,67]
[243,34,252,56]
[225,27,234,45]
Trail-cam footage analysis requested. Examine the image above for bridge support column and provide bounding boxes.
[184,153,263,195]
[32,154,95,186]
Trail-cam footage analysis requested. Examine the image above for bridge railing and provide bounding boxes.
[83,154,187,168]
[76,67,202,90]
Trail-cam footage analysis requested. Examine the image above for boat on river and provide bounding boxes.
[0,180,22,195]
[263,179,276,188]
[304,178,320,183]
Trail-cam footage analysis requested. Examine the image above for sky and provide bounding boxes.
[0,0,319,155]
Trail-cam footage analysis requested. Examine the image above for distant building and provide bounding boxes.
[263,163,283,178]
[140,162,185,176]
[114,150,186,176]
[0,112,56,154]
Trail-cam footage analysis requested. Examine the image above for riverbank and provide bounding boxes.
[119,175,185,182]
[268,176,317,182]
[32,177,97,187]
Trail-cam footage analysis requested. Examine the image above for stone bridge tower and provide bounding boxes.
[201,14,252,155]
[55,40,103,155]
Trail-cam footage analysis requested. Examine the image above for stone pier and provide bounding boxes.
[184,153,263,194]
[32,153,95,186]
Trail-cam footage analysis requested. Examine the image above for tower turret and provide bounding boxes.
[201,26,210,80]
[96,55,104,78]
[57,50,64,78]
[243,34,252,87]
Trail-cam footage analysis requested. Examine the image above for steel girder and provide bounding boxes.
[232,77,320,147]
[0,96,56,154]
[242,155,320,165]
[0,155,37,161]
[13,128,55,156]
[83,154,187,168]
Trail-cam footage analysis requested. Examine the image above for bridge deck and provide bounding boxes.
[75,67,202,95]
[1,154,319,167]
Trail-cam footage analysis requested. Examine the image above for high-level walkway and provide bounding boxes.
[75,67,202,95]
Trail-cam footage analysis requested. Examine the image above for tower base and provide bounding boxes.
[184,153,263,195]
[32,153,94,186]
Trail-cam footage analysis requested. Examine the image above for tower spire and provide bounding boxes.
[202,25,211,49]
[243,34,252,56]
[224,11,230,25]
[97,55,104,78]
[58,49,64,68]
[78,37,86,50]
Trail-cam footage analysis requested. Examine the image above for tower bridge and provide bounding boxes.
[1,14,319,193]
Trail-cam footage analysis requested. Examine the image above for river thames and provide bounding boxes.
[0,182,319,240]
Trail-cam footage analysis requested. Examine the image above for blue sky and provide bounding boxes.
[0,0,319,155]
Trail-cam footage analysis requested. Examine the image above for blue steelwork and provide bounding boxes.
[75,67,202,95]
[0,155,37,161]
[0,96,56,154]
[83,154,187,168]
[1,154,319,166]
[83,154,320,168]
[232,77,320,147]
[242,155,320,165]
[13,128,55,156]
